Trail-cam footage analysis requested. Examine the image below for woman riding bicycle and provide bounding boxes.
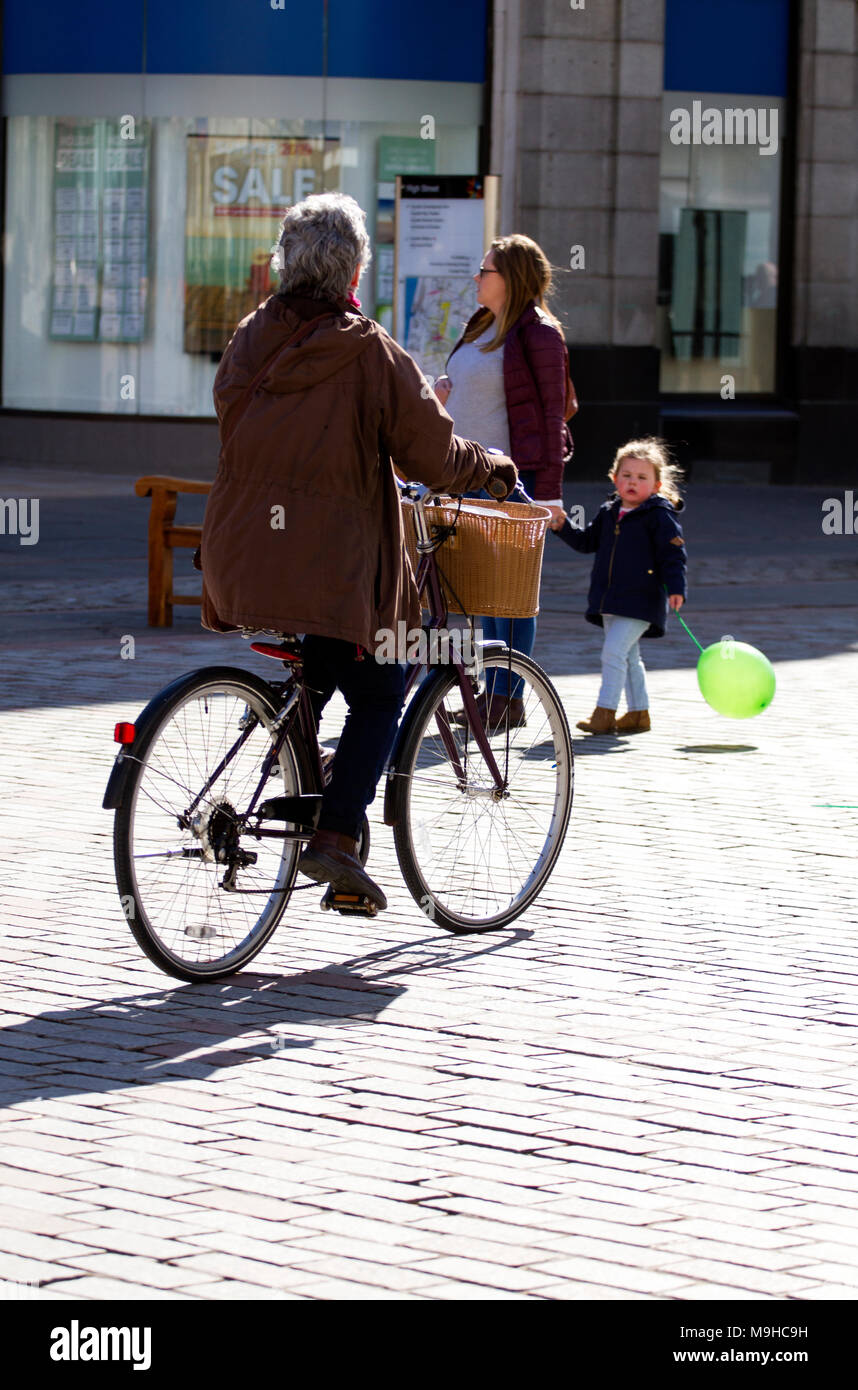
[200,192,517,912]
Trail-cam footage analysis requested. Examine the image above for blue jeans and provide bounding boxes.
[474,468,537,698]
[481,615,536,697]
[597,615,650,711]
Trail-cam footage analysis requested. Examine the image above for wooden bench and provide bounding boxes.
[135,475,212,626]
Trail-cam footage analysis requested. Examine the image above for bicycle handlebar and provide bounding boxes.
[398,480,536,507]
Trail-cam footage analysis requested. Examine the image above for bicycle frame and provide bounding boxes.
[403,486,507,790]
[109,476,570,972]
[160,488,511,853]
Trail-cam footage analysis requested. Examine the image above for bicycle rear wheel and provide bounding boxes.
[114,669,312,981]
[392,649,573,931]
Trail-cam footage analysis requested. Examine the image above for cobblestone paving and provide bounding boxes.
[1,467,857,1300]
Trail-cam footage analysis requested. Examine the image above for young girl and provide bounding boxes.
[555,438,687,734]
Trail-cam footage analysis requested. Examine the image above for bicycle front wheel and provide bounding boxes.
[114,668,312,981]
[392,650,573,932]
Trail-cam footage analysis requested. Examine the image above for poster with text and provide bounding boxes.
[50,119,150,344]
[184,135,341,355]
[394,175,498,381]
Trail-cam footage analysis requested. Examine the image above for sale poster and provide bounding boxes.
[184,135,341,355]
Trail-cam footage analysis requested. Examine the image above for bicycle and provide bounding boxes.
[104,485,574,981]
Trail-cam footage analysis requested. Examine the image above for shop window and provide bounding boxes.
[2,114,479,415]
[658,93,784,394]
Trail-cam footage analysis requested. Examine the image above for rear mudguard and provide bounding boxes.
[383,640,507,826]
[102,666,285,811]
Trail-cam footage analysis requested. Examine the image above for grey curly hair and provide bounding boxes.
[271,192,372,301]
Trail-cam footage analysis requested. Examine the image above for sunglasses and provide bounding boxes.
[477,265,501,278]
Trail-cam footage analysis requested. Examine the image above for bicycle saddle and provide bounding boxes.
[249,636,303,663]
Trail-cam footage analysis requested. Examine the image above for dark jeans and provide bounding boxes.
[302,635,406,840]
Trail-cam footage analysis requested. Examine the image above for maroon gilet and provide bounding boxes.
[447,301,570,501]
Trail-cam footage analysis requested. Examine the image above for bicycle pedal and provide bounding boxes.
[319,886,379,917]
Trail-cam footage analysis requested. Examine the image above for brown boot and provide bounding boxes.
[615,710,651,733]
[299,830,387,910]
[575,706,617,734]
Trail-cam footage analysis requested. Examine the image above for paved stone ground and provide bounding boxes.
[1,464,857,1302]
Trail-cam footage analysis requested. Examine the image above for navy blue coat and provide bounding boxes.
[554,492,688,637]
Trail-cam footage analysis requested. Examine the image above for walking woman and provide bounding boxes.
[436,234,573,724]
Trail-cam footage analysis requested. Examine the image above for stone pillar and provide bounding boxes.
[794,0,858,347]
[491,0,666,472]
[794,0,858,481]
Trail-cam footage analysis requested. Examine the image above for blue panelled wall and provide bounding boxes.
[2,0,487,82]
[664,0,790,95]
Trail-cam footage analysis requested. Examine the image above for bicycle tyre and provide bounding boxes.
[391,649,573,932]
[113,667,315,981]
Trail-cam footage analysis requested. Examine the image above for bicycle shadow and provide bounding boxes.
[0,929,531,1113]
[678,744,758,754]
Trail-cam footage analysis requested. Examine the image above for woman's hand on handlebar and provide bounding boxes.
[485,458,519,500]
[507,481,566,528]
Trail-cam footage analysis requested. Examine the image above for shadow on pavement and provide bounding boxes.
[570,737,634,756]
[0,929,531,1111]
[678,743,758,754]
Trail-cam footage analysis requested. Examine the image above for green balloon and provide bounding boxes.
[697,640,776,719]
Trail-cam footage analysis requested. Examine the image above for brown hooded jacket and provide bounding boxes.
[201,293,502,652]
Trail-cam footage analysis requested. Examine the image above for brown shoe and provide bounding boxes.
[575,706,617,734]
[615,710,651,733]
[298,830,387,910]
[452,694,527,729]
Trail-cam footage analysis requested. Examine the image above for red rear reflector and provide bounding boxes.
[114,722,136,744]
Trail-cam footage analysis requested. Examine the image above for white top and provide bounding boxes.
[444,326,511,456]
[443,325,562,509]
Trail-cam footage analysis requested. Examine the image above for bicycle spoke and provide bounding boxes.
[115,675,304,978]
[394,653,573,930]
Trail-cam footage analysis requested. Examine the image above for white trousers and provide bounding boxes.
[596,614,650,710]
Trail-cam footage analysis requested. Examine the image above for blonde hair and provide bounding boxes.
[610,437,684,506]
[460,234,562,352]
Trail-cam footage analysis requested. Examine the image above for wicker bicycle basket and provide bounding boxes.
[402,496,552,619]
